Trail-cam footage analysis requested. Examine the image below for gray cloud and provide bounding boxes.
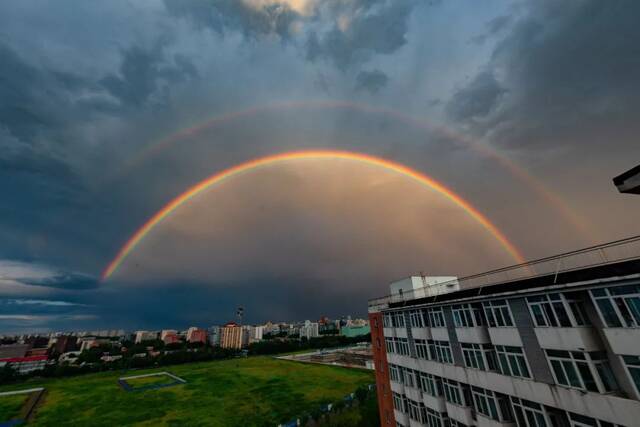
[446,71,506,121]
[447,1,640,150]
[355,69,388,93]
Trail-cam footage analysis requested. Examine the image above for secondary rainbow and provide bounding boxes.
[102,150,525,280]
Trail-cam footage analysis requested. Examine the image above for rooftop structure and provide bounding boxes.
[613,164,640,194]
[369,235,640,427]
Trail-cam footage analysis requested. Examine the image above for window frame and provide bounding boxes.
[495,345,532,379]
[483,300,515,327]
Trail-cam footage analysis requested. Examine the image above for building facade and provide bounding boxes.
[220,322,243,349]
[300,320,320,340]
[369,236,640,427]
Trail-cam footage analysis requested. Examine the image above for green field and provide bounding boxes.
[0,393,28,421]
[0,357,373,426]
[124,374,181,389]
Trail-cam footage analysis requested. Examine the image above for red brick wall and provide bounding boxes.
[369,311,394,426]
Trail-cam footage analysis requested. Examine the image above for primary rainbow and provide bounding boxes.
[102,150,525,280]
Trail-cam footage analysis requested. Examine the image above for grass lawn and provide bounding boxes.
[123,374,182,389]
[0,393,27,421]
[0,357,373,426]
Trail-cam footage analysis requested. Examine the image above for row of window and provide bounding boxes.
[385,285,640,333]
[392,382,620,427]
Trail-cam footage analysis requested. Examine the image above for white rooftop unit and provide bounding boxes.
[389,276,459,301]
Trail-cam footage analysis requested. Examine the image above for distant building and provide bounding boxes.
[161,330,180,345]
[220,322,243,349]
[0,344,30,359]
[49,335,77,355]
[0,355,48,374]
[134,331,158,344]
[340,325,371,338]
[208,326,221,347]
[186,327,207,344]
[299,320,319,340]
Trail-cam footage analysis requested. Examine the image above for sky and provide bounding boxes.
[1,0,639,334]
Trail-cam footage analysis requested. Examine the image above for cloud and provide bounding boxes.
[446,1,640,150]
[0,260,99,292]
[446,71,506,121]
[355,69,388,93]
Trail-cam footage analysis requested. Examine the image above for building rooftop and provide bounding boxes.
[613,163,640,194]
[369,234,640,310]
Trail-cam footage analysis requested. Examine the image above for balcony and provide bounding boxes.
[487,327,522,347]
[445,402,474,426]
[394,410,410,426]
[534,327,602,351]
[431,327,449,341]
[423,393,447,412]
[455,326,490,344]
[602,328,640,356]
[476,414,516,427]
[383,327,395,338]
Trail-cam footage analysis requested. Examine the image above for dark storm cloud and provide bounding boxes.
[101,44,197,108]
[447,1,640,150]
[354,69,388,93]
[0,260,99,290]
[305,1,414,70]
[446,71,506,121]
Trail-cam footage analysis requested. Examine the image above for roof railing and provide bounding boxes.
[368,234,640,309]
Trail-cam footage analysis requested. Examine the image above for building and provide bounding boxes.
[0,355,48,374]
[186,327,207,344]
[369,236,640,427]
[220,322,243,349]
[0,344,30,359]
[49,335,77,355]
[245,325,264,344]
[161,330,180,345]
[613,164,640,194]
[134,331,158,344]
[208,326,221,347]
[300,320,320,340]
[341,325,371,338]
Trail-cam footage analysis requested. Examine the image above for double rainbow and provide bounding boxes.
[102,150,524,280]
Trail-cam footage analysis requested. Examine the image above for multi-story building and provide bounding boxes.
[186,327,207,344]
[134,331,158,344]
[208,326,221,347]
[161,330,180,345]
[220,322,243,349]
[300,320,320,340]
[369,236,640,427]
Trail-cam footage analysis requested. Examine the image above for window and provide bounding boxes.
[408,399,424,422]
[385,337,395,354]
[623,355,640,395]
[393,311,406,328]
[392,392,407,413]
[424,407,448,427]
[415,339,429,359]
[568,412,621,427]
[452,303,484,327]
[510,397,549,427]
[428,339,453,364]
[527,293,590,327]
[418,371,442,396]
[546,350,617,393]
[402,367,416,388]
[442,378,466,406]
[591,285,640,328]
[396,338,410,356]
[383,313,392,328]
[471,386,512,421]
[428,307,446,327]
[483,300,514,327]
[496,345,531,379]
[389,364,401,383]
[461,342,497,371]
[409,309,425,328]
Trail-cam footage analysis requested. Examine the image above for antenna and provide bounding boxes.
[236,306,244,326]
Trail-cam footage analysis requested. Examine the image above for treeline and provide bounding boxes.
[0,345,239,384]
[248,334,370,355]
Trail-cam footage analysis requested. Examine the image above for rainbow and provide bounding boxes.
[102,150,525,280]
[114,100,591,241]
